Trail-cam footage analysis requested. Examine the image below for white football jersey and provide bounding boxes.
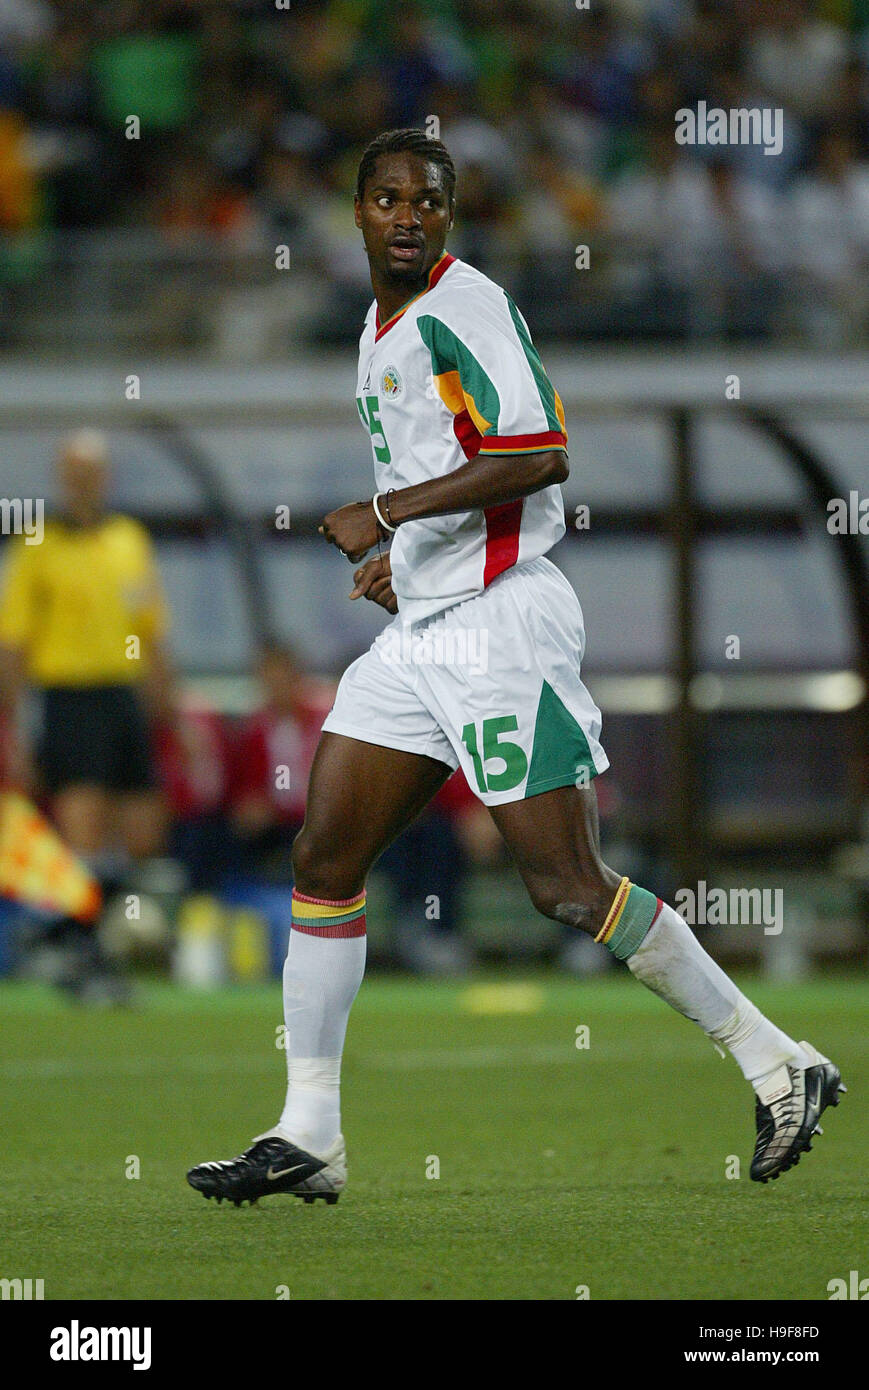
[355,253,568,625]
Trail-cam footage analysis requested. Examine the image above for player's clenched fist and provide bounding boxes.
[349,553,398,614]
[319,500,383,562]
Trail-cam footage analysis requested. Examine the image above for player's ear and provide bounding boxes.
[354,197,363,229]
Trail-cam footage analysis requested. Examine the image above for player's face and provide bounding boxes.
[355,152,454,285]
[58,451,108,523]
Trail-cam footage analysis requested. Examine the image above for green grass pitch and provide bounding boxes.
[1,972,865,1300]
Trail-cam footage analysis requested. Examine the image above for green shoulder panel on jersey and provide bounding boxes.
[504,295,565,436]
[416,314,502,433]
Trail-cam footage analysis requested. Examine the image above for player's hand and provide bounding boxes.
[319,501,382,563]
[349,554,398,614]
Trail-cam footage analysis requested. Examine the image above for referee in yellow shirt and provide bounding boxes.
[0,430,171,995]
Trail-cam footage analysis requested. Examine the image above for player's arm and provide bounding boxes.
[388,447,568,523]
[131,524,173,714]
[321,448,568,564]
[0,538,35,703]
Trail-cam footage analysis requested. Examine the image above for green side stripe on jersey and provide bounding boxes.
[417,315,501,432]
[504,295,563,435]
[526,681,596,795]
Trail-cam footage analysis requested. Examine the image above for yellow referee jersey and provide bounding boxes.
[0,514,168,686]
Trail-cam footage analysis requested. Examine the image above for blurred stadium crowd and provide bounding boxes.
[0,0,868,347]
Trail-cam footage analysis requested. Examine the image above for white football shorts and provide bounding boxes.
[322,555,609,806]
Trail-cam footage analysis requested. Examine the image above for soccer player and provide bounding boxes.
[188,129,844,1207]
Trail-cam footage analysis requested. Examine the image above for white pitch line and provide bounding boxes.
[367,1044,576,1070]
[1,1038,703,1079]
[0,1055,274,1080]
[367,1039,703,1069]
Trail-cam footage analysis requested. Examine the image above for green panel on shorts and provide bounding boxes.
[525,681,596,796]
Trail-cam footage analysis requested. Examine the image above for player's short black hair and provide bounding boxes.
[356,128,456,206]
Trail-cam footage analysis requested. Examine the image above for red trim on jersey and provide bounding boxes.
[651,897,664,928]
[478,430,567,453]
[483,500,524,587]
[374,253,456,341]
[425,250,455,292]
[452,408,483,460]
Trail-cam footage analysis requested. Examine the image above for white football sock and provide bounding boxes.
[278,1057,343,1157]
[274,923,366,1154]
[625,901,811,1087]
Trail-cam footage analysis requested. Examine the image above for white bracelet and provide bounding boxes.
[372,492,396,533]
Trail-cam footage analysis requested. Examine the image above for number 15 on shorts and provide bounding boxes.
[461,716,527,794]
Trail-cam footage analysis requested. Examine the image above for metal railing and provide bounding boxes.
[2,229,863,353]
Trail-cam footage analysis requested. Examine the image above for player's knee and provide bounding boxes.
[528,866,621,936]
[291,828,363,900]
[291,830,331,896]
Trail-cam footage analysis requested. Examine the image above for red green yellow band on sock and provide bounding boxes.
[291,889,366,938]
[292,890,365,908]
[596,879,662,960]
[595,877,631,943]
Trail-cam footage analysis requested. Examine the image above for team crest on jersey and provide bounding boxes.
[381,365,403,398]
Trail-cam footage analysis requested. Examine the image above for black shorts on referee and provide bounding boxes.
[36,685,157,795]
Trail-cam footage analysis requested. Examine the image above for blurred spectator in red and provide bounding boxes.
[231,643,332,880]
[151,674,237,893]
